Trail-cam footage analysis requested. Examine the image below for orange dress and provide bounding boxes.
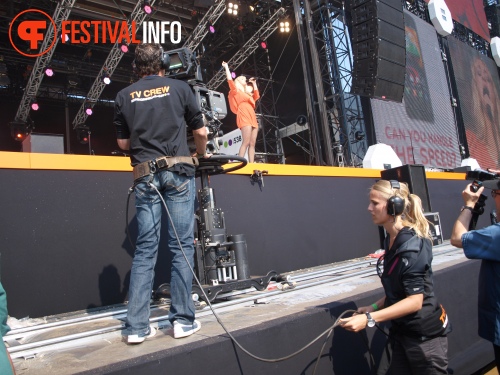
[228,80,260,129]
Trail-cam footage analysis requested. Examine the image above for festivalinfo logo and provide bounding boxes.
[9,9,182,57]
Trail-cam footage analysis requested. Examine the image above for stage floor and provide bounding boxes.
[8,243,492,375]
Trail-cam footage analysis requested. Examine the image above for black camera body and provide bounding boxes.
[465,169,498,229]
[466,170,498,192]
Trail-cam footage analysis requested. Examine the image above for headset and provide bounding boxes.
[387,180,405,216]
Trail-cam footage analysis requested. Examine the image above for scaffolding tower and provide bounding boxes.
[297,0,368,166]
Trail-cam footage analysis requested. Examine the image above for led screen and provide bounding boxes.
[448,37,500,170]
[424,0,489,42]
[371,11,460,169]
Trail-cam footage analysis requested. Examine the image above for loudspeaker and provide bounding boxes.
[381,164,432,212]
[350,0,406,102]
[387,180,405,216]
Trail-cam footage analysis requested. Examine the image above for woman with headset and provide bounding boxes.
[339,180,451,374]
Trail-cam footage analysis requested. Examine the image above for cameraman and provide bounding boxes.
[450,179,500,368]
[114,43,208,344]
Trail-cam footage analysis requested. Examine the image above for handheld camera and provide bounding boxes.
[466,169,498,229]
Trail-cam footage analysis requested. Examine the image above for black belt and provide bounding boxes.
[133,156,199,181]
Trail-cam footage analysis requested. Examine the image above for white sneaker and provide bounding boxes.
[124,325,156,344]
[173,320,201,339]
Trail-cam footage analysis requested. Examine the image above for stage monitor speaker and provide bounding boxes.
[381,164,432,212]
[350,0,406,102]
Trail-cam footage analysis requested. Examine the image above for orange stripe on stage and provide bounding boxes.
[0,151,467,181]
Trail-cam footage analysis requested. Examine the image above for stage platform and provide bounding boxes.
[8,244,494,375]
[0,152,497,374]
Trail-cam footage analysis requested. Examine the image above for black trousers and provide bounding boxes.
[377,332,448,375]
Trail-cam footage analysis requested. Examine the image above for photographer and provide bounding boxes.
[450,178,500,368]
[114,43,208,344]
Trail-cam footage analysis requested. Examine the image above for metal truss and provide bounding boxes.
[14,0,76,123]
[308,0,368,166]
[205,7,286,91]
[183,0,226,52]
[451,21,490,56]
[404,0,428,20]
[72,0,158,129]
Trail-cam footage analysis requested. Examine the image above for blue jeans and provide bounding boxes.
[125,170,196,336]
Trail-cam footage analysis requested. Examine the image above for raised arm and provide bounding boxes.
[221,61,232,81]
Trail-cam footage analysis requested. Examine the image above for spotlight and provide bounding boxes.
[143,0,152,14]
[44,66,54,77]
[208,24,215,33]
[120,43,129,53]
[259,40,267,49]
[76,125,90,144]
[85,103,93,116]
[296,115,307,126]
[102,72,111,85]
[354,130,366,141]
[10,120,33,142]
[279,21,290,33]
[231,71,237,79]
[228,2,238,15]
[61,33,69,42]
[31,98,39,111]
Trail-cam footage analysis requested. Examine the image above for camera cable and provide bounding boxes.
[125,180,377,373]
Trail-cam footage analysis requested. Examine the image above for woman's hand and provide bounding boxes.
[355,305,375,314]
[222,61,228,68]
[339,313,368,332]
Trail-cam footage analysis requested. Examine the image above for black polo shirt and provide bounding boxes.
[114,75,204,174]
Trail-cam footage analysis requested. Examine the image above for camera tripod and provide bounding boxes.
[156,155,278,304]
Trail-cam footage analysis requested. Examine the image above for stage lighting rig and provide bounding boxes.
[10,120,34,142]
[279,21,290,33]
[44,66,54,77]
[228,2,239,16]
[143,0,152,14]
[30,98,39,111]
[76,125,90,144]
[85,102,93,116]
[102,72,111,85]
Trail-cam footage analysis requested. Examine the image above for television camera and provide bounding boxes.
[161,47,227,154]
[466,169,498,230]
[155,48,281,305]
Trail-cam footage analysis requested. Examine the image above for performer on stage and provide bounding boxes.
[339,180,450,374]
[114,43,208,344]
[221,61,260,163]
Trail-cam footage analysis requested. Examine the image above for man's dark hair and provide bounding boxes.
[134,43,162,77]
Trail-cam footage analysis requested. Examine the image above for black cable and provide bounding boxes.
[125,179,360,365]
